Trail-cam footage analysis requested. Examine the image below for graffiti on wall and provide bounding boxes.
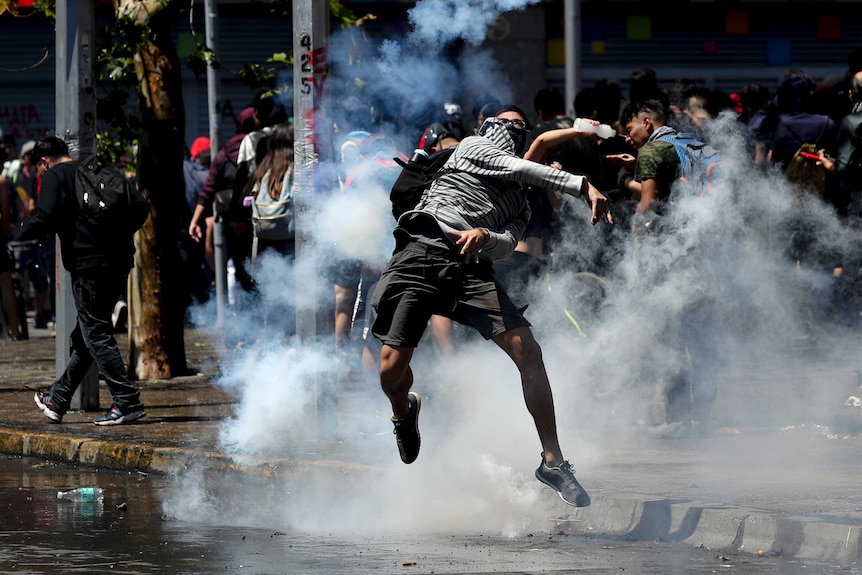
[0,104,51,143]
[0,95,294,149]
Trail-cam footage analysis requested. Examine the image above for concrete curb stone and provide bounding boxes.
[0,426,383,479]
[553,495,862,564]
[798,522,862,563]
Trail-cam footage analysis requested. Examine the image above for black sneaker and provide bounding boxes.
[535,453,591,507]
[93,405,146,426]
[391,391,421,464]
[34,391,62,423]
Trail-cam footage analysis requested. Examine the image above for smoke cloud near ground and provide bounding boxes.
[164,0,862,536]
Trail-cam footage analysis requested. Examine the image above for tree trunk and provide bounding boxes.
[125,1,189,379]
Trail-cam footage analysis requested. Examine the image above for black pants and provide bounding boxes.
[49,268,142,414]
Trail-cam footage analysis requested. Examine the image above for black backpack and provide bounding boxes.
[390,146,456,220]
[213,158,237,217]
[75,154,149,232]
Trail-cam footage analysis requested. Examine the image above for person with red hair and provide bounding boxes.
[188,106,257,306]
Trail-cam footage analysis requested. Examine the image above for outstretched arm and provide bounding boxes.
[524,120,601,164]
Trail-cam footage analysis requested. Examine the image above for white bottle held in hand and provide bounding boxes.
[573,118,616,139]
[57,487,104,502]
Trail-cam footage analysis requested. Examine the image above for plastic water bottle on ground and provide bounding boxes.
[57,487,104,502]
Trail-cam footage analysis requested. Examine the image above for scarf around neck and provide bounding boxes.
[646,125,677,143]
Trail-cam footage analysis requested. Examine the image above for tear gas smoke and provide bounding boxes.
[166,0,556,536]
[408,0,541,46]
[164,1,861,538]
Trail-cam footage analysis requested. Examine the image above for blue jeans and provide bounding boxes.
[49,268,141,414]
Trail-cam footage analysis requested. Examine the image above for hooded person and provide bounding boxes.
[749,73,838,172]
[369,103,611,508]
[184,136,211,218]
[236,106,257,136]
[393,104,605,260]
[187,106,259,299]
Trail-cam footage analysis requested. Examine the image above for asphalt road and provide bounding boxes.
[2,456,859,575]
[4,319,862,569]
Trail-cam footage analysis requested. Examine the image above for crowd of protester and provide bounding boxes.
[5,49,862,437]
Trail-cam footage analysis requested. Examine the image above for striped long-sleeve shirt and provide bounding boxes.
[402,121,588,260]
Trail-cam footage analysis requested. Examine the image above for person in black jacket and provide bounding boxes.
[23,136,150,426]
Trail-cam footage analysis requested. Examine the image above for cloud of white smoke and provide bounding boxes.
[165,1,861,542]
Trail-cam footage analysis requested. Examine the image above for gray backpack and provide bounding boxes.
[251,167,294,241]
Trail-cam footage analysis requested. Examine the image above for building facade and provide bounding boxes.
[0,0,859,148]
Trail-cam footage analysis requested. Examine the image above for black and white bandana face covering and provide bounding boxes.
[505,124,530,157]
[478,116,532,157]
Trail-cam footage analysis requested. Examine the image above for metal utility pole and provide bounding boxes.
[55,0,99,410]
[204,0,226,327]
[564,0,582,118]
[204,0,221,156]
[293,0,334,438]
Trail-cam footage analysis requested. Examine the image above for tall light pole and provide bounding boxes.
[293,0,335,438]
[564,0,582,118]
[203,0,226,328]
[55,0,99,410]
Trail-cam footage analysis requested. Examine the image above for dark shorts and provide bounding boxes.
[370,240,531,348]
[360,274,383,357]
[331,258,363,290]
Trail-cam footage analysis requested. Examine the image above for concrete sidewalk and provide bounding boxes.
[2,326,862,564]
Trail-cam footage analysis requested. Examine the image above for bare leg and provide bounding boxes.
[334,283,356,350]
[429,315,455,356]
[379,343,415,418]
[492,326,563,467]
[361,345,377,376]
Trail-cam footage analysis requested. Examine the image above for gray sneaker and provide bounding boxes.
[391,392,421,464]
[93,405,146,426]
[535,453,591,507]
[34,392,62,423]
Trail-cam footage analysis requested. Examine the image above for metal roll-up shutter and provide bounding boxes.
[575,2,862,93]
[176,13,295,146]
[0,16,56,144]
